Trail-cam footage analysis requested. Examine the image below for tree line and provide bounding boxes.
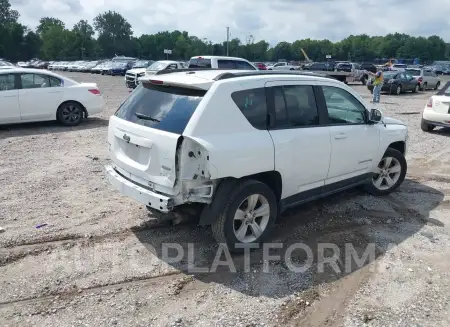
[1,0,449,63]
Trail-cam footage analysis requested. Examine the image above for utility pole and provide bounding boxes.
[226,27,229,56]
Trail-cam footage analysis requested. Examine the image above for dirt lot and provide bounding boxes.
[1,72,450,327]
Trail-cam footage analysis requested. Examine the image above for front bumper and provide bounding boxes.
[105,165,174,213]
[125,80,137,88]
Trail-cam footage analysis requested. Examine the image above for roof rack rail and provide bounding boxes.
[213,70,336,81]
[155,68,243,75]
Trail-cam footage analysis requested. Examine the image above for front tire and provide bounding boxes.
[421,118,435,132]
[434,81,440,90]
[211,180,277,252]
[364,148,407,196]
[57,102,84,126]
[391,85,401,95]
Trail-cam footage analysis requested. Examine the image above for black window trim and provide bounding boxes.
[266,84,327,130]
[315,85,369,126]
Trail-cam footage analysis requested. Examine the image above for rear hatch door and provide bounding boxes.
[108,80,207,188]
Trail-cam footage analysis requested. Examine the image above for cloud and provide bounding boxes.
[9,0,450,44]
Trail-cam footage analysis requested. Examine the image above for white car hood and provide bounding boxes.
[384,117,405,126]
[126,68,146,74]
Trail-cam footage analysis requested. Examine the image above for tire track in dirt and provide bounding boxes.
[0,271,182,308]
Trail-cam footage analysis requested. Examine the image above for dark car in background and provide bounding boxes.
[109,62,130,76]
[303,62,330,71]
[360,62,377,73]
[36,61,50,69]
[334,62,353,72]
[367,71,420,95]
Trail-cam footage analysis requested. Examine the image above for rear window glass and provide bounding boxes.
[405,69,420,76]
[115,83,206,134]
[231,88,267,129]
[188,58,212,68]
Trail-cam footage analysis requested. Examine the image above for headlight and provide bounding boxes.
[387,79,395,83]
[138,72,145,77]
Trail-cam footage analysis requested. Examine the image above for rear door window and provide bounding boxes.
[272,85,319,128]
[20,74,51,89]
[218,60,236,69]
[188,58,212,68]
[115,83,206,134]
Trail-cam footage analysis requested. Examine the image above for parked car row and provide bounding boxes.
[367,70,440,95]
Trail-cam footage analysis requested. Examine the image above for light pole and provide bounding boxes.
[226,27,230,56]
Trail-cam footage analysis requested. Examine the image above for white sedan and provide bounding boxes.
[0,68,104,126]
[421,81,450,132]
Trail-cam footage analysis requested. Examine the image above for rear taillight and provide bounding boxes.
[418,77,423,83]
[426,98,433,108]
[89,89,100,95]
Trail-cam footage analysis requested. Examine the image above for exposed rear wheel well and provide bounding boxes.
[245,171,283,202]
[388,141,405,155]
[57,100,88,118]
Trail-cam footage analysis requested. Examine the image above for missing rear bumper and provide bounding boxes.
[105,165,174,213]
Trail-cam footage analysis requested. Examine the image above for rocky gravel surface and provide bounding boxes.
[1,73,450,327]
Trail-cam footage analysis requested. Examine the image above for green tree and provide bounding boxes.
[37,17,65,34]
[0,0,18,24]
[93,11,132,57]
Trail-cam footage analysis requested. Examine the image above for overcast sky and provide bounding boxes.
[10,0,450,45]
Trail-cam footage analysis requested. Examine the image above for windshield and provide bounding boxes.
[147,62,167,71]
[115,83,206,134]
[405,69,420,76]
[113,62,127,67]
[392,64,407,68]
[188,58,212,68]
[133,61,148,68]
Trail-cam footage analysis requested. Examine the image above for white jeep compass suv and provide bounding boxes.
[105,70,408,251]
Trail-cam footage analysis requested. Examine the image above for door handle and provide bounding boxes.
[334,133,347,140]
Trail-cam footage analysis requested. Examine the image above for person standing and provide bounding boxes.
[370,71,383,103]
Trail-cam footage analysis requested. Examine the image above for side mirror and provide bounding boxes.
[368,108,382,123]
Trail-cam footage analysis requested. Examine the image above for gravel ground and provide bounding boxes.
[1,73,450,327]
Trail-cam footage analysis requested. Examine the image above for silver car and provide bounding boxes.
[404,68,440,91]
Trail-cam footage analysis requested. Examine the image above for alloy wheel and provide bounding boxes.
[233,194,270,243]
[372,156,402,191]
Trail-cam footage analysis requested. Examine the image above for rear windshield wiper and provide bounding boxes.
[135,112,160,122]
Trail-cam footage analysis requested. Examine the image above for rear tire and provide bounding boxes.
[364,148,407,196]
[421,82,427,91]
[211,179,278,252]
[434,81,440,90]
[57,101,84,126]
[421,118,435,132]
[412,84,419,93]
